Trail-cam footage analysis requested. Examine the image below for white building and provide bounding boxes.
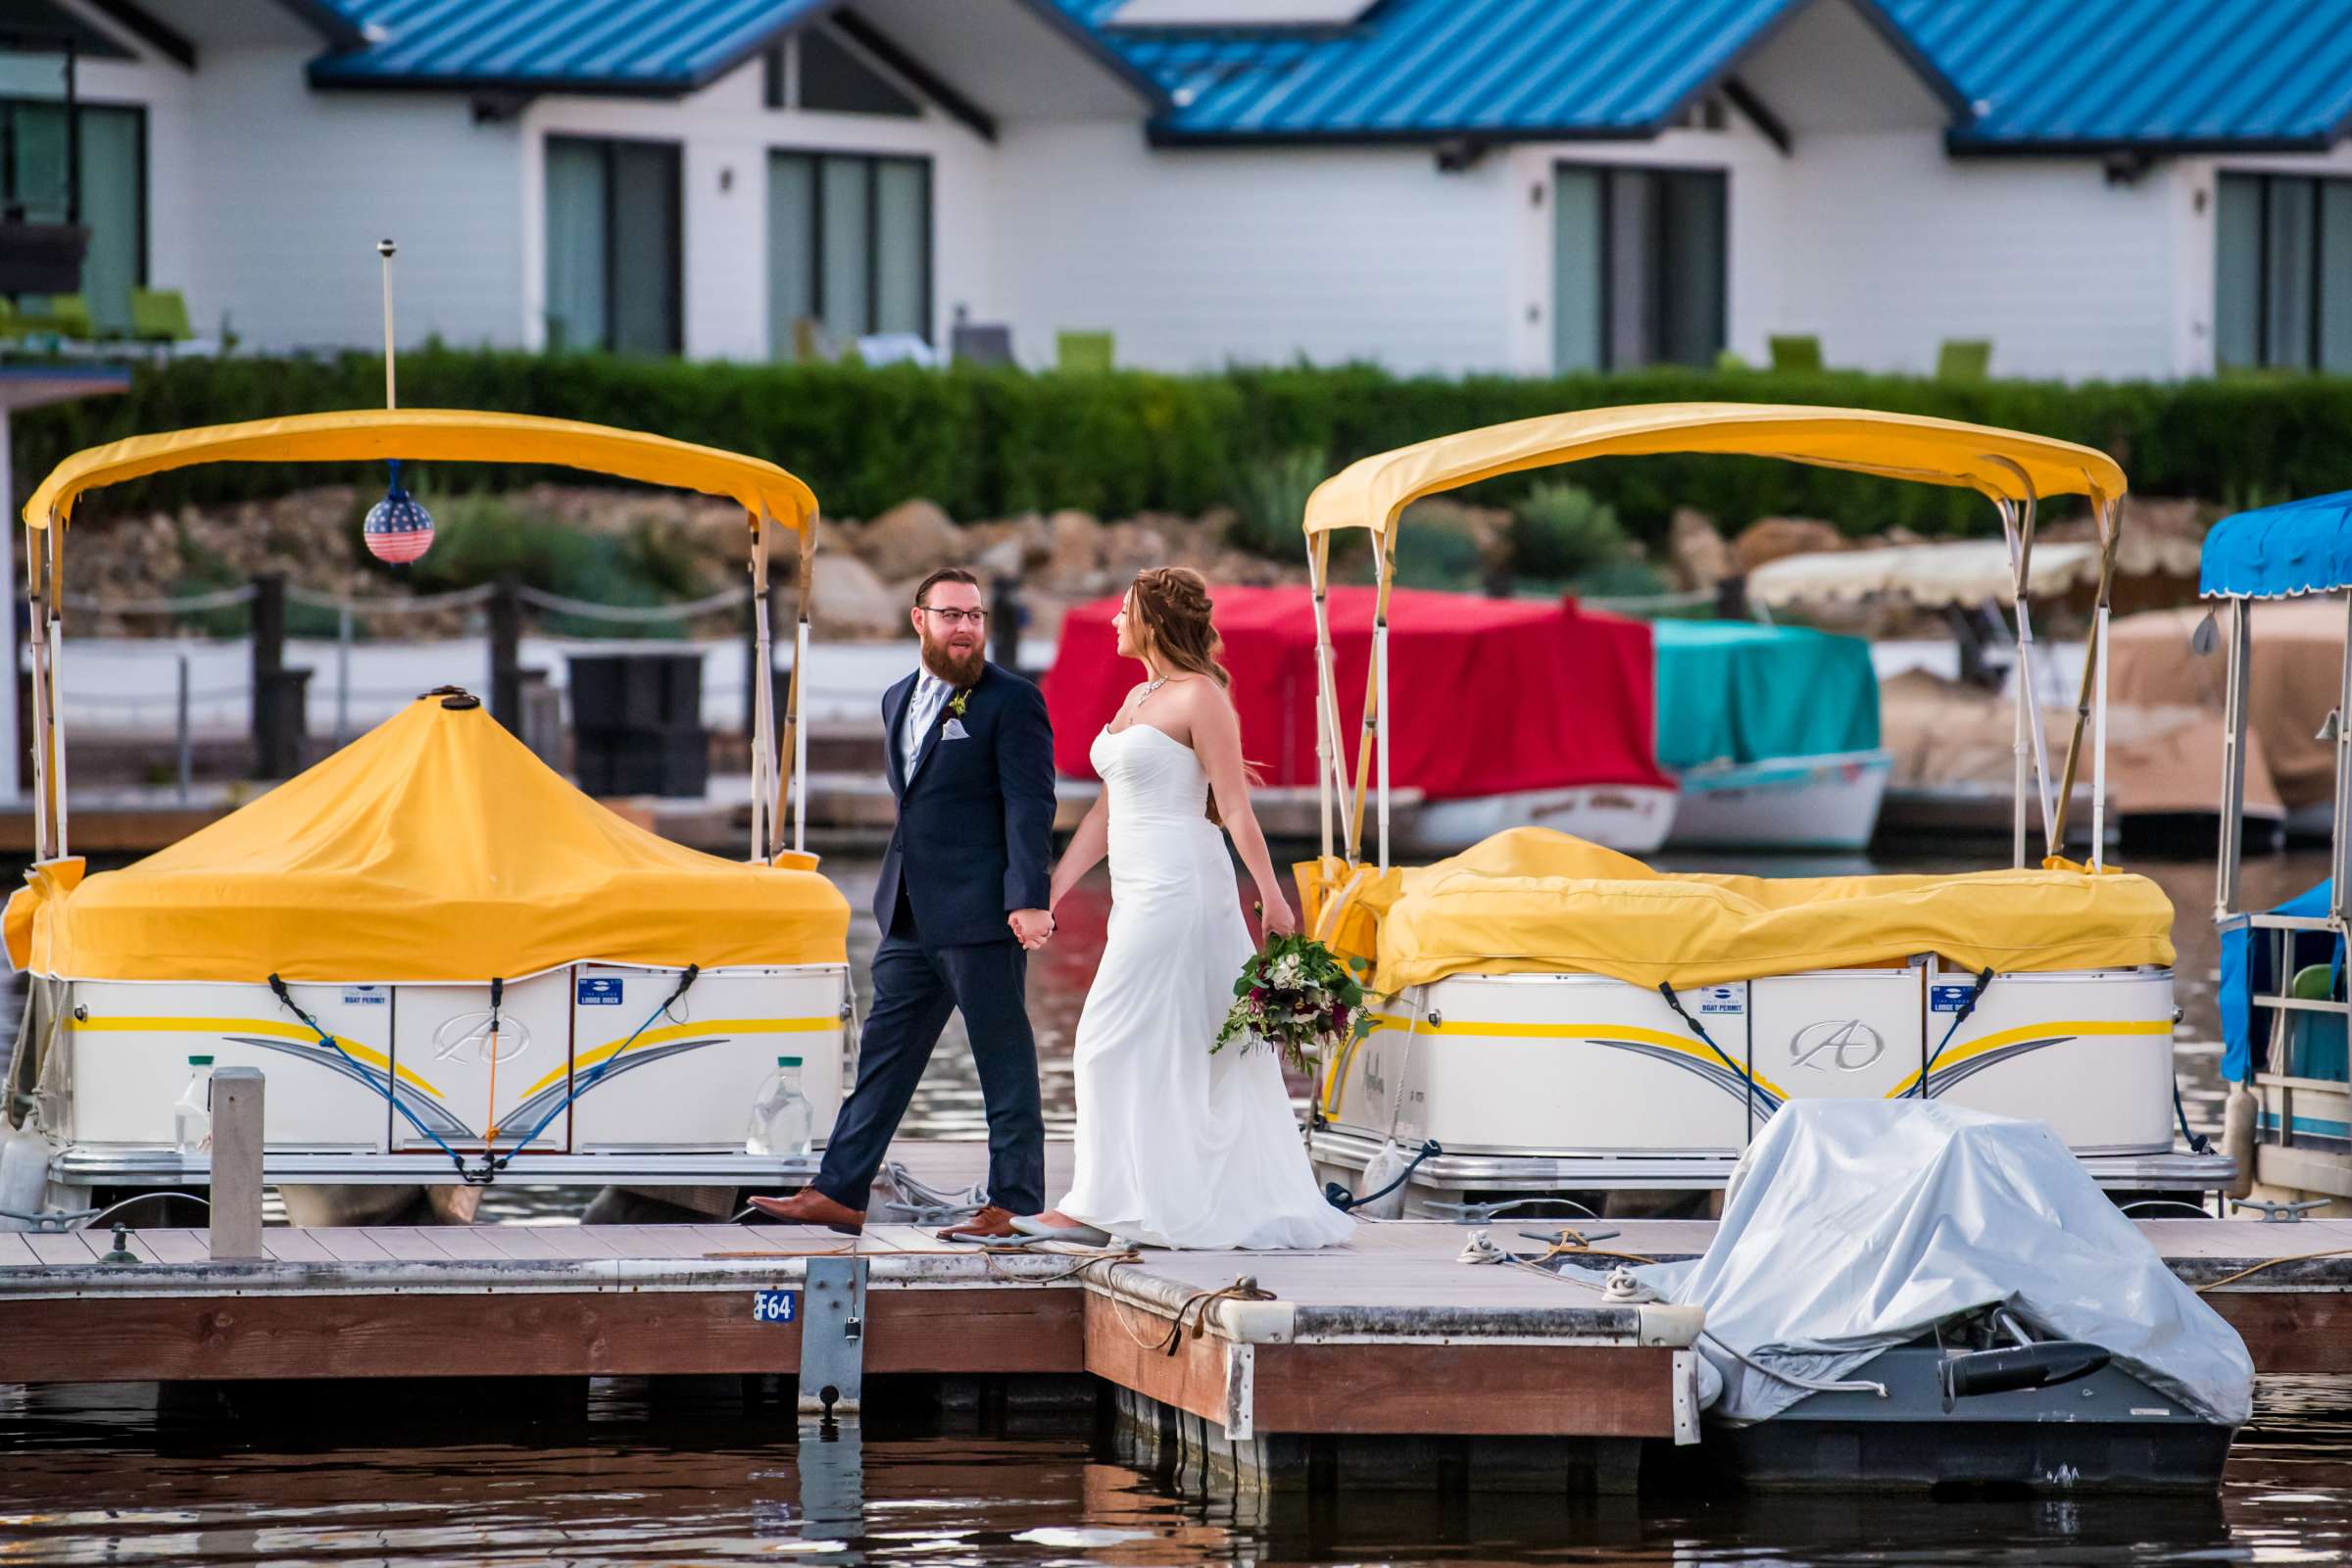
[5,0,2352,381]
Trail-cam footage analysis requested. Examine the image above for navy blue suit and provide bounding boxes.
[811,662,1054,1216]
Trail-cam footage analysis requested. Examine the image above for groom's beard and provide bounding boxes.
[919,628,985,686]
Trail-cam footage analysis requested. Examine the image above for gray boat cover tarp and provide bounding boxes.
[1632,1101,2254,1427]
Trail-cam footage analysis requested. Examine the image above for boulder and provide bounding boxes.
[968,535,1025,578]
[806,552,907,640]
[1046,508,1102,584]
[1100,520,1170,576]
[1733,515,1846,573]
[1668,507,1733,591]
[858,498,962,581]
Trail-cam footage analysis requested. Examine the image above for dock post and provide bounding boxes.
[488,576,523,735]
[209,1067,265,1261]
[797,1253,867,1419]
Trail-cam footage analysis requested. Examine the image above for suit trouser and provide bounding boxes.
[810,910,1046,1216]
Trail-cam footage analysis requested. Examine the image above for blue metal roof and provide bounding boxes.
[2201,490,2352,601]
[311,0,831,91]
[1882,0,2352,150]
[1057,0,1806,142]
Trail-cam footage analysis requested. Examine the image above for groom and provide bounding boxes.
[752,566,1055,1239]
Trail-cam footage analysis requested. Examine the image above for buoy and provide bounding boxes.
[0,1124,52,1230]
[2222,1084,2257,1200]
[364,461,435,564]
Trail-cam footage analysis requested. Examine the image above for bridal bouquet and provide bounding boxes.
[1216,932,1371,1074]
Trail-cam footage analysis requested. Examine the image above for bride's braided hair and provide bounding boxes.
[1128,567,1257,824]
[1127,566,1231,689]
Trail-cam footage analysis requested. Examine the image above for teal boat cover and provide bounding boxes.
[1650,620,1880,771]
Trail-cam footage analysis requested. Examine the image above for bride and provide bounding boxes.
[1020,568,1352,1250]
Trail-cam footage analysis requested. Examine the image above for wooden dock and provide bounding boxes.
[2,1200,2348,1493]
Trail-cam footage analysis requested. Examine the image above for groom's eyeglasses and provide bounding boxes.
[918,606,989,627]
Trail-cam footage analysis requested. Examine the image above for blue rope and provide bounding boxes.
[270,973,477,1179]
[1656,982,1764,1103]
[1911,967,1995,1099]
[494,965,700,1165]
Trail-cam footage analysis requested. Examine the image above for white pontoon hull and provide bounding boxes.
[1407,785,1678,857]
[26,963,848,1194]
[1311,960,2230,1203]
[1665,750,1892,852]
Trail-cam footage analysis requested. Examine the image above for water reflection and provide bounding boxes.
[0,1375,2341,1565]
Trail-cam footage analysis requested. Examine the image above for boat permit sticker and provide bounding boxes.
[1697,986,1744,1015]
[342,987,385,1006]
[1930,985,1977,1013]
[578,977,624,1006]
[753,1289,797,1324]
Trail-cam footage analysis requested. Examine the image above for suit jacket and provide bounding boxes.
[874,662,1055,947]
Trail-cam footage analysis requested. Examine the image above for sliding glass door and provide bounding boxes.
[1555,164,1727,371]
[544,136,680,356]
[2217,171,2352,373]
[0,99,144,333]
[769,149,930,359]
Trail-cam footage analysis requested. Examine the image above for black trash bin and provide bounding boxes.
[567,652,710,798]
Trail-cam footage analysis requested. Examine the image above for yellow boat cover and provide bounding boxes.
[1298,829,2174,994]
[4,696,848,983]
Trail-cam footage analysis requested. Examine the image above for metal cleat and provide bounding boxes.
[2231,1198,2328,1223]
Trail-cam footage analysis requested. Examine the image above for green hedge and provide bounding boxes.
[16,349,2352,546]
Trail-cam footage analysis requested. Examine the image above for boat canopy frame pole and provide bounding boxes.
[2214,597,2251,923]
[1984,458,2056,864]
[748,507,774,862]
[1306,533,1339,863]
[24,521,56,862]
[2333,593,2352,929]
[1345,531,1396,869]
[46,520,67,861]
[789,517,814,855]
[2045,490,2122,861]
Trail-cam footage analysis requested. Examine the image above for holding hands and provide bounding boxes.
[1008,907,1054,951]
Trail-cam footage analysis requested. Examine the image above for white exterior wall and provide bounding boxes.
[522,53,998,361]
[2166,141,2352,378]
[181,51,525,354]
[990,122,1520,374]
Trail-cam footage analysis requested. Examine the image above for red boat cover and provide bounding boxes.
[1042,585,1670,801]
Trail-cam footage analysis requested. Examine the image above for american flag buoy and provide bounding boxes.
[363,237,434,565]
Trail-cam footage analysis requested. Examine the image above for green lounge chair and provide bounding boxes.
[131,287,193,344]
[1056,330,1113,373]
[1936,338,1992,381]
[1768,334,1823,372]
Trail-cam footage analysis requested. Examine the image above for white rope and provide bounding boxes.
[284,583,497,612]
[64,585,258,614]
[516,584,750,622]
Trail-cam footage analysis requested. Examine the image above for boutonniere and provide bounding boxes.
[948,687,970,720]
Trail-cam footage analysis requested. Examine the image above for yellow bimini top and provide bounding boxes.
[1301,402,2126,541]
[22,409,819,530]
[6,695,850,983]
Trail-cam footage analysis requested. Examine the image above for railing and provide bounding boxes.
[49,575,783,795]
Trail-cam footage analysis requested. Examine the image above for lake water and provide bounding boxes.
[6,846,2346,1565]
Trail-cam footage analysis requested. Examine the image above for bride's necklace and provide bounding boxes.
[1141,675,1170,700]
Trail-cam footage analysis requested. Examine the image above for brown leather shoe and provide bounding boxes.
[747,1189,864,1236]
[936,1203,1021,1242]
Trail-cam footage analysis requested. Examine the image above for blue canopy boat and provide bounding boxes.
[2206,491,2352,1213]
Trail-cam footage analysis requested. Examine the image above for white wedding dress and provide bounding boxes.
[1054,723,1354,1250]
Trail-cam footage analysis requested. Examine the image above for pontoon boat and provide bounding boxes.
[1291,405,2234,1210]
[0,412,848,1226]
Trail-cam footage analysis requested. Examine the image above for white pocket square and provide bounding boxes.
[942,718,970,740]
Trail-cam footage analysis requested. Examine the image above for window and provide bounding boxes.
[544,136,681,356]
[769,151,930,358]
[2217,172,2352,373]
[761,28,921,117]
[1553,165,1726,371]
[0,99,145,333]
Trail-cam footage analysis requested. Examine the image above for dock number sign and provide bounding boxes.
[578,978,624,1006]
[753,1290,797,1324]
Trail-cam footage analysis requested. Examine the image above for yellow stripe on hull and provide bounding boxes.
[1351,1013,1791,1106]
[521,1016,838,1100]
[72,1015,442,1096]
[1883,1018,2169,1098]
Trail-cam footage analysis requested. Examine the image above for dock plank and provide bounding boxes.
[364,1228,460,1262]
[139,1230,213,1264]
[416,1226,514,1261]
[261,1229,336,1264]
[24,1232,101,1265]
[308,1228,396,1264]
[0,1233,43,1267]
